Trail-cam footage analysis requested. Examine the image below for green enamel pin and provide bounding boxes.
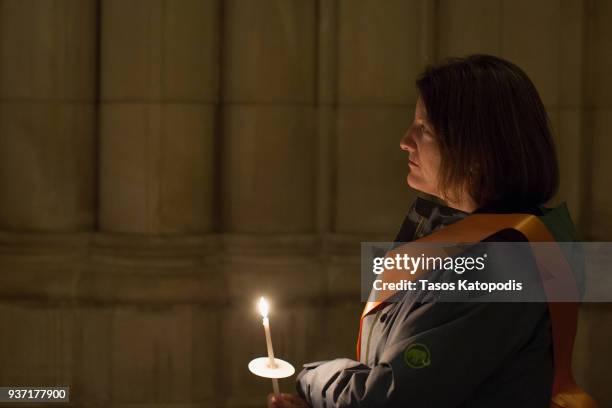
[404,343,431,368]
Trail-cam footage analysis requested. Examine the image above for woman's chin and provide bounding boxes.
[407,174,434,196]
[406,174,422,191]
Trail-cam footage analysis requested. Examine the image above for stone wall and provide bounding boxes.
[0,0,611,407]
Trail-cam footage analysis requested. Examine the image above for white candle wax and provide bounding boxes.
[262,317,280,394]
[259,297,280,395]
[262,317,277,367]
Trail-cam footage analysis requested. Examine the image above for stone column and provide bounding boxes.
[499,0,587,226]
[221,0,317,233]
[576,2,612,405]
[334,0,420,235]
[0,0,97,231]
[587,0,612,240]
[99,0,219,234]
[316,0,338,233]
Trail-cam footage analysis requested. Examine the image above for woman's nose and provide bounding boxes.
[400,129,416,152]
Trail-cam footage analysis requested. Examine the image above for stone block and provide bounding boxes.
[335,106,416,234]
[588,109,612,240]
[437,0,501,57]
[101,0,164,100]
[222,105,315,233]
[591,0,612,108]
[547,108,584,228]
[574,304,612,408]
[501,0,561,107]
[99,103,216,233]
[164,0,220,101]
[110,305,197,403]
[223,0,316,103]
[0,304,74,386]
[0,0,96,100]
[0,102,95,230]
[338,0,420,104]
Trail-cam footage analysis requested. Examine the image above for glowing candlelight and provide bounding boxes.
[258,297,280,395]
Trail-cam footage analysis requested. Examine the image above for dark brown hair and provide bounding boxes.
[416,54,559,210]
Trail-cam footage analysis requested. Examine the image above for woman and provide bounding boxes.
[268,55,590,408]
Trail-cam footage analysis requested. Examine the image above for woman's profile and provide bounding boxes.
[267,54,596,408]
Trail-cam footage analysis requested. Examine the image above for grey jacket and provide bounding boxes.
[296,197,558,407]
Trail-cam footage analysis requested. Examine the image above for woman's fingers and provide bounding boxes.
[266,393,309,408]
[282,393,309,408]
[267,393,293,408]
[266,393,280,408]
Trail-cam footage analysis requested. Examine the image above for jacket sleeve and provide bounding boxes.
[296,300,549,408]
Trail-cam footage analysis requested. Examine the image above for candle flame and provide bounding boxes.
[258,297,269,318]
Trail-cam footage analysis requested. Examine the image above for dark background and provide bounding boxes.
[0,0,610,407]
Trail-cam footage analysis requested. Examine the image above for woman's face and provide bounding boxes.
[400,97,442,197]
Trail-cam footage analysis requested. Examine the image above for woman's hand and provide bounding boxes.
[267,393,309,408]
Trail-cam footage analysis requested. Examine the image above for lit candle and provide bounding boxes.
[258,297,280,395]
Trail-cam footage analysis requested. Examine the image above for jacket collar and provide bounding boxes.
[395,195,543,242]
[394,196,468,242]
